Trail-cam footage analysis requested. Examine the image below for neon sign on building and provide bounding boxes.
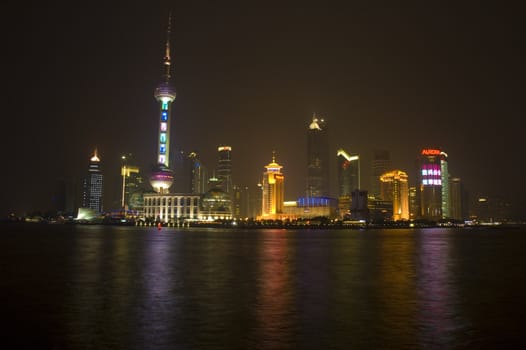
[421,149,441,156]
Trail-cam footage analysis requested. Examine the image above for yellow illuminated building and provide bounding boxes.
[261,153,285,219]
[380,170,409,221]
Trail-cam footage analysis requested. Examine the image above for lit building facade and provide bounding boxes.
[282,197,337,219]
[440,151,450,218]
[380,170,409,221]
[82,149,104,213]
[150,15,176,194]
[261,154,285,219]
[121,153,144,211]
[417,148,444,221]
[143,194,200,222]
[199,187,232,220]
[307,114,329,198]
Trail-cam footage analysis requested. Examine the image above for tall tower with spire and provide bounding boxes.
[150,13,176,193]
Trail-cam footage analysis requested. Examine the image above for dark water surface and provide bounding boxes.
[1,224,525,349]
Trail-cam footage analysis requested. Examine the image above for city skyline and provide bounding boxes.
[3,2,524,217]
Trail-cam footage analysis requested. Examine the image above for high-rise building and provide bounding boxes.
[370,149,391,199]
[440,151,450,218]
[409,186,418,220]
[336,149,360,218]
[261,153,285,218]
[173,150,193,193]
[120,154,144,211]
[149,14,176,194]
[217,146,232,194]
[380,170,409,221]
[82,149,104,213]
[337,149,360,196]
[188,152,206,194]
[449,177,463,221]
[417,148,444,221]
[307,113,329,198]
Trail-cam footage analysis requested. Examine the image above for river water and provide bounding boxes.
[1,223,525,349]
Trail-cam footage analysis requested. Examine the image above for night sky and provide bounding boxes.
[3,1,524,216]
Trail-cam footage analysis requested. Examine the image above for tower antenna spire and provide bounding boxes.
[163,12,172,82]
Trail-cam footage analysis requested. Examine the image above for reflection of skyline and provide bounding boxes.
[65,226,138,348]
[416,229,460,348]
[255,231,298,348]
[377,230,418,345]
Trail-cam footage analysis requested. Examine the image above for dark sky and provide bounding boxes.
[3,1,525,216]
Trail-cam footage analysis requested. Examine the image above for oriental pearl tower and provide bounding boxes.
[150,14,176,193]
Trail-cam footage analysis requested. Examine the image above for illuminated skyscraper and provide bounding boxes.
[417,148,443,221]
[337,149,360,196]
[370,149,391,199]
[150,14,176,193]
[261,153,285,218]
[380,170,409,221]
[82,149,103,213]
[440,151,450,218]
[307,114,329,198]
[336,149,360,218]
[217,146,232,194]
[120,153,143,210]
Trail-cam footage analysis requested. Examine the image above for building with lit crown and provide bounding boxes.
[82,149,104,213]
[217,146,233,194]
[260,153,285,219]
[417,148,444,221]
[307,113,329,198]
[337,148,360,217]
[380,170,409,221]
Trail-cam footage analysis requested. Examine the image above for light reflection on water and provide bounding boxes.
[1,224,526,349]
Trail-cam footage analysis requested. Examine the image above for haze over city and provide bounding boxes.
[3,1,524,217]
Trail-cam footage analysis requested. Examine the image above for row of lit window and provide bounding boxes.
[146,208,197,215]
[422,169,441,176]
[422,179,442,186]
[145,197,199,206]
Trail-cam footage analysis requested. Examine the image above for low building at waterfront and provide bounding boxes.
[143,193,200,223]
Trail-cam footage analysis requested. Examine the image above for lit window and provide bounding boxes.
[160,133,166,143]
[160,122,167,131]
[423,179,428,185]
[160,144,166,154]
[161,111,168,121]
[162,101,168,110]
[159,155,166,164]
[422,169,427,176]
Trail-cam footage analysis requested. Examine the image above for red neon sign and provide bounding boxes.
[421,149,441,156]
